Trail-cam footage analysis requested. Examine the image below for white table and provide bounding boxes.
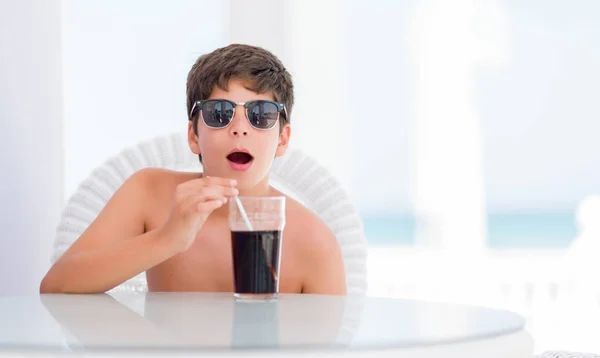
[0,292,532,357]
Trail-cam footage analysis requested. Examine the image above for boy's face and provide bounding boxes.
[188,79,291,190]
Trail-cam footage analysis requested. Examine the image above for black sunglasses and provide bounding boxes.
[190,99,287,130]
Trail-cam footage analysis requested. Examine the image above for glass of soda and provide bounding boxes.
[229,196,286,300]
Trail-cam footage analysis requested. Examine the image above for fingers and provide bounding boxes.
[203,175,237,187]
[197,185,239,199]
[182,176,237,189]
[195,199,225,213]
[181,185,240,213]
[177,177,238,199]
[181,185,238,200]
[182,189,227,209]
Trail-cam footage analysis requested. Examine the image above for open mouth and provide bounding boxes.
[227,152,254,165]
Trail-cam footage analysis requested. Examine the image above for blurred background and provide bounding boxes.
[1,0,599,354]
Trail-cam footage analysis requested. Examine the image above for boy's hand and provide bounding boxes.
[159,176,238,252]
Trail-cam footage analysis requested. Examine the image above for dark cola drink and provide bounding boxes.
[231,230,282,299]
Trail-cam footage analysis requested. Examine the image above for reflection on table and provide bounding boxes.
[40,292,363,350]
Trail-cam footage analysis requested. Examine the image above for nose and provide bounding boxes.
[232,129,248,136]
[229,104,250,137]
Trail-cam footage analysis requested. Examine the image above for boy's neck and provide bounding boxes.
[237,178,271,197]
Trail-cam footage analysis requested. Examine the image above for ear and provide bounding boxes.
[188,121,201,155]
[275,124,291,158]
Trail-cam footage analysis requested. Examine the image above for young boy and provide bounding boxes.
[40,44,346,295]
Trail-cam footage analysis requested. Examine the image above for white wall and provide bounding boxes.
[479,1,600,212]
[340,0,600,215]
[61,0,229,199]
[0,0,64,294]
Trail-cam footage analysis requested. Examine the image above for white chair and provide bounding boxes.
[51,132,368,294]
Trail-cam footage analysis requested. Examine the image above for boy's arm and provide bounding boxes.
[41,169,238,294]
[301,220,347,295]
[40,168,176,294]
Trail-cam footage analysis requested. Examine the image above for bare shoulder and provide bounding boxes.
[135,167,201,185]
[135,168,202,200]
[283,195,339,256]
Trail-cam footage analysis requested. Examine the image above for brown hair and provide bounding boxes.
[187,44,294,135]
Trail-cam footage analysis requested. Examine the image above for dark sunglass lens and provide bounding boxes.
[203,100,233,128]
[248,101,279,129]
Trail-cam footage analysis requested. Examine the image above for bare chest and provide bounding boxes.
[145,215,303,293]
